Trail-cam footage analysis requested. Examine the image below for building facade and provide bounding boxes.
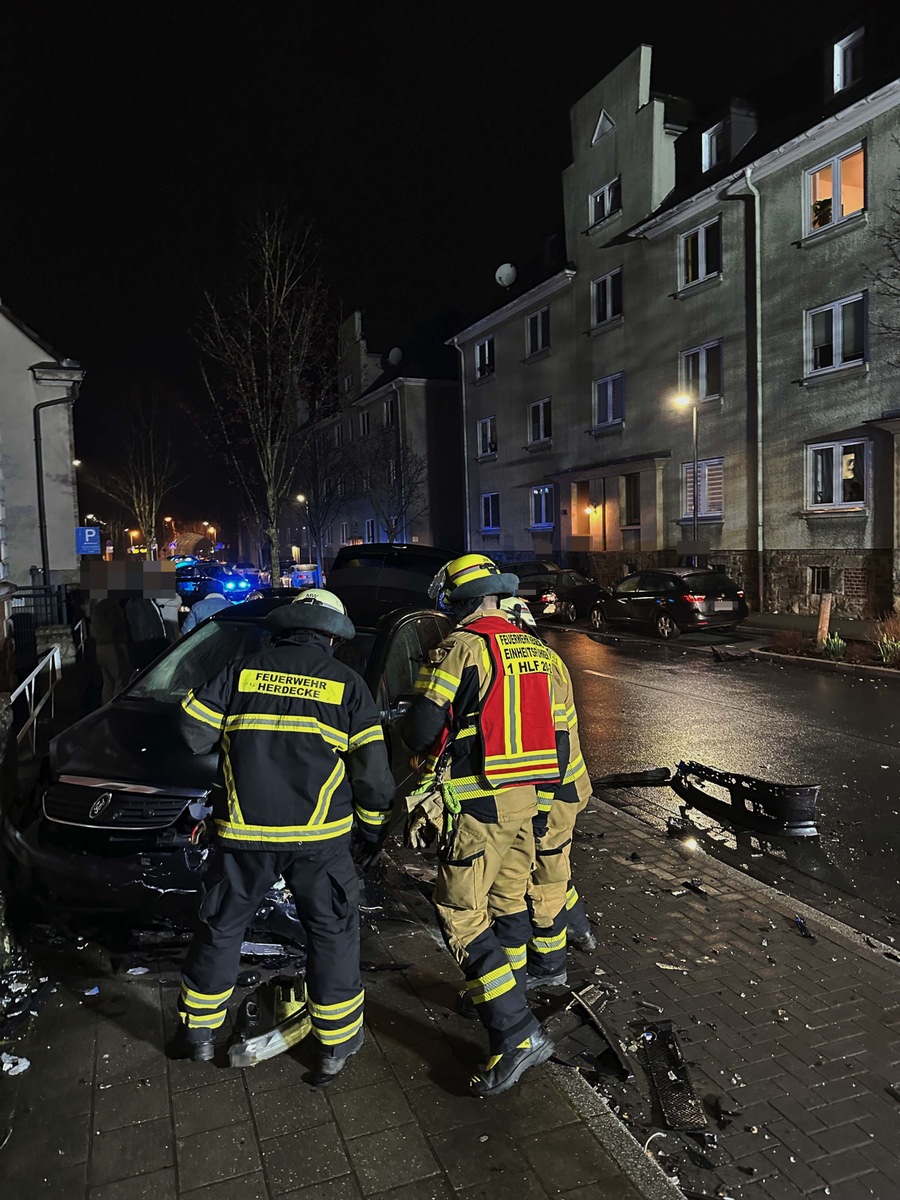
[454,12,900,615]
[311,312,462,562]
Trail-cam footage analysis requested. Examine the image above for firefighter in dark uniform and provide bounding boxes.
[168,589,394,1082]
[401,553,580,1096]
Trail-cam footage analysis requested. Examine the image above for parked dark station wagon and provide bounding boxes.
[589,568,749,640]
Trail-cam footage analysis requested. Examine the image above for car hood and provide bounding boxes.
[49,701,216,790]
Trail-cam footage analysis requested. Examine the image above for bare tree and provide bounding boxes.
[296,419,355,575]
[195,207,333,574]
[358,425,430,545]
[868,177,900,366]
[89,399,179,554]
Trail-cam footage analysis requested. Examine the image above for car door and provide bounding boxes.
[628,572,670,627]
[379,612,452,799]
[607,573,642,623]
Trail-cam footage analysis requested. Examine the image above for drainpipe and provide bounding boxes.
[33,385,81,587]
[451,337,471,550]
[744,167,765,612]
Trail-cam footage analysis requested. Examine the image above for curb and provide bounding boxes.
[750,646,900,682]
[550,1064,685,1200]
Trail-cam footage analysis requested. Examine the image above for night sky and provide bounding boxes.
[0,0,856,527]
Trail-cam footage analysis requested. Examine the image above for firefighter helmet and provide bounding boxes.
[264,587,355,641]
[428,554,519,607]
[499,595,538,633]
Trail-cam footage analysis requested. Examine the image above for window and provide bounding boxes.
[387,459,397,486]
[591,109,615,144]
[359,410,370,437]
[589,176,622,225]
[334,423,344,448]
[680,218,722,287]
[383,395,395,426]
[592,268,623,325]
[477,415,497,456]
[475,337,495,379]
[682,458,724,518]
[623,472,641,527]
[531,485,554,528]
[340,521,350,544]
[834,28,864,93]
[806,146,864,233]
[593,373,625,427]
[481,492,500,531]
[807,295,865,374]
[323,524,333,547]
[337,477,346,498]
[810,566,831,594]
[529,397,552,443]
[526,308,550,356]
[701,122,726,172]
[365,518,376,542]
[341,374,352,395]
[681,340,723,401]
[807,440,866,509]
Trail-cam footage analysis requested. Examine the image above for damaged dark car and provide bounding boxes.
[1,598,451,921]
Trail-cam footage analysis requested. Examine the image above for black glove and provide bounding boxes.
[351,833,386,874]
[532,814,548,842]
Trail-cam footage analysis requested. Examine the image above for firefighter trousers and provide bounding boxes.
[433,786,540,1055]
[178,841,363,1057]
[527,796,590,978]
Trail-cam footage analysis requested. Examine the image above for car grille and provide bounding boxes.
[43,785,189,830]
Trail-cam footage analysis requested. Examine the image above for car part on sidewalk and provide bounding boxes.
[794,914,815,940]
[641,1021,707,1132]
[228,976,312,1068]
[671,759,819,838]
[541,984,635,1082]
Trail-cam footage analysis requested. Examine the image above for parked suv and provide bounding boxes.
[589,568,749,640]
[327,544,459,622]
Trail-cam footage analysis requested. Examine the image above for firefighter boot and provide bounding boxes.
[310,1027,365,1087]
[166,1022,216,1063]
[470,1028,555,1097]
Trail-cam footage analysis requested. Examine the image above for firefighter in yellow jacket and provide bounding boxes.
[402,554,579,1096]
[169,590,394,1082]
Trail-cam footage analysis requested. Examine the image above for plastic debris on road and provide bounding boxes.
[1,1051,30,1076]
[794,915,815,940]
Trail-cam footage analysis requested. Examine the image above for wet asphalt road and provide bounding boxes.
[542,625,900,920]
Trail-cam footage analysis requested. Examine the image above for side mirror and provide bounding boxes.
[381,696,413,723]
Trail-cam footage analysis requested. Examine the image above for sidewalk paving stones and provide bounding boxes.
[5,792,900,1198]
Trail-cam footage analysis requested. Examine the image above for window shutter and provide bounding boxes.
[611,375,625,422]
[705,461,724,514]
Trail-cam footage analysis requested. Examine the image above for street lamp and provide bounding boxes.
[673,394,699,565]
[128,529,140,554]
[295,494,307,561]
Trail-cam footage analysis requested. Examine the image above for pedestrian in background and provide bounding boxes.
[181,591,230,634]
[90,596,133,703]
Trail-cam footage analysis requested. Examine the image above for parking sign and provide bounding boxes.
[76,526,102,555]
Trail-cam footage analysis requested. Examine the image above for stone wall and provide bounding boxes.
[762,549,894,618]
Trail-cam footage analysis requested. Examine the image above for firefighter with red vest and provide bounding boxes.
[168,590,394,1082]
[402,554,579,1095]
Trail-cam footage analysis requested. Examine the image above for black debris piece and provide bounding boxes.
[641,1021,708,1132]
[682,879,708,897]
[361,961,411,973]
[237,970,262,989]
[594,768,671,788]
[794,915,815,940]
[672,759,819,838]
[629,852,642,862]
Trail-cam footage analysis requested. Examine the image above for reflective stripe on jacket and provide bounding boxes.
[178,635,394,849]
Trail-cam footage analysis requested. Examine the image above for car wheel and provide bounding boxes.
[564,601,578,624]
[590,606,608,633]
[654,611,680,640]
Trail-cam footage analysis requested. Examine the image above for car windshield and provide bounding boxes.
[125,621,379,705]
[682,573,738,593]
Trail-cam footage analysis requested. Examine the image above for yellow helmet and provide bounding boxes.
[264,587,355,640]
[429,554,520,607]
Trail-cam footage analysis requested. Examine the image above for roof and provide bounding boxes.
[358,310,458,397]
[0,302,68,362]
[632,3,893,232]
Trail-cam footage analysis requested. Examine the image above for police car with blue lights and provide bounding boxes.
[175,560,251,604]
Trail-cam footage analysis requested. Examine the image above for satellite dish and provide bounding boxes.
[495,263,517,289]
[387,346,403,366]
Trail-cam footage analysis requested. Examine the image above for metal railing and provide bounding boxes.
[10,643,62,755]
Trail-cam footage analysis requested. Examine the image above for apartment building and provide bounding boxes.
[454,9,900,615]
[315,312,462,563]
